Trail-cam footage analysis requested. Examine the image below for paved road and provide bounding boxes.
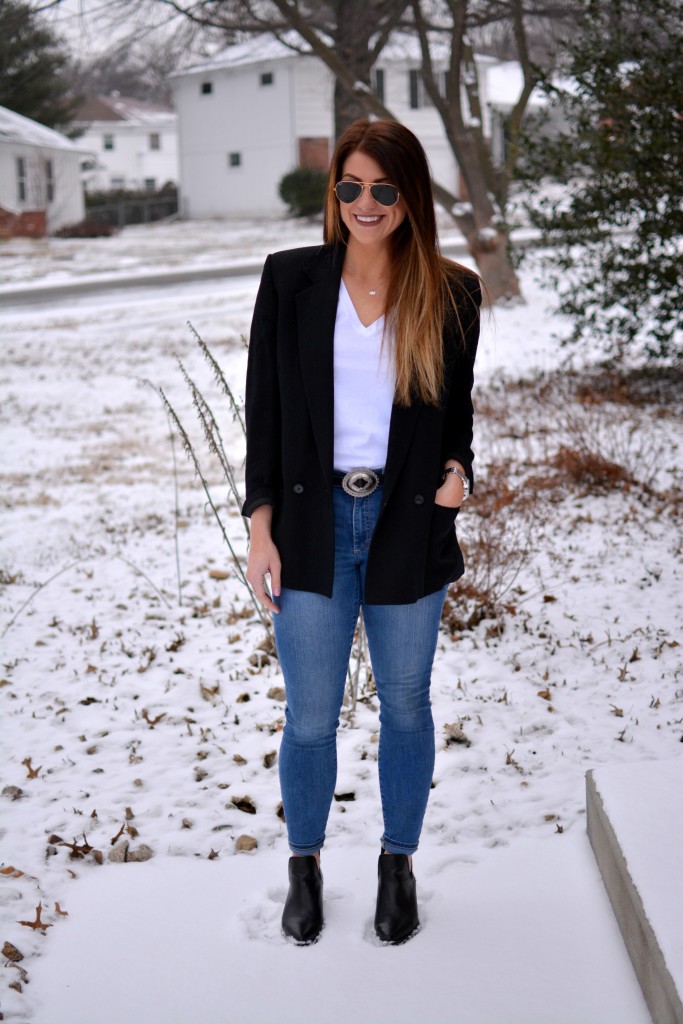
[0,233,543,309]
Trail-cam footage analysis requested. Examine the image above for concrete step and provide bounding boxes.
[587,758,683,1024]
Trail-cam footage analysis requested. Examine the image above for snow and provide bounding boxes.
[173,29,506,82]
[171,32,315,77]
[485,62,546,110]
[0,219,323,291]
[1,218,681,1023]
[27,839,648,1024]
[0,105,90,154]
[451,201,473,217]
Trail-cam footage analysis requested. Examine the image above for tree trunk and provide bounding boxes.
[333,77,372,138]
[431,179,519,302]
[332,0,375,137]
[469,235,519,302]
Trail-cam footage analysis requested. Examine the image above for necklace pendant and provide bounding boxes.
[369,289,377,296]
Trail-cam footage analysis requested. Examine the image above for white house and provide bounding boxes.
[0,104,87,235]
[170,33,534,219]
[72,94,179,193]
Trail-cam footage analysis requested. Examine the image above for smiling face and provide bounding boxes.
[337,150,406,251]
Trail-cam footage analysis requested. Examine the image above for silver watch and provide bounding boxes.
[442,466,470,502]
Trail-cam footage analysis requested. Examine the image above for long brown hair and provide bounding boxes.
[324,118,477,407]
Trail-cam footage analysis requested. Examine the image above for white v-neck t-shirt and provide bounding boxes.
[333,279,395,472]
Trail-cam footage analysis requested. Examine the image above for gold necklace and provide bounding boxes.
[345,267,386,298]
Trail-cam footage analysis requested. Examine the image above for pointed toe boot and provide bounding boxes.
[374,851,420,944]
[282,855,323,945]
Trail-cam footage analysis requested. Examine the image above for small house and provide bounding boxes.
[0,104,87,236]
[170,33,531,219]
[72,94,179,193]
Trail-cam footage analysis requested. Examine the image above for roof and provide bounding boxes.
[170,32,315,78]
[172,29,502,80]
[0,105,90,153]
[73,95,177,126]
[485,61,545,109]
[170,30,542,111]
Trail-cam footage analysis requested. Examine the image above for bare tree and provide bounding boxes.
[411,1,581,296]
[117,0,553,296]
[71,20,204,103]
[100,0,411,136]
[44,0,578,298]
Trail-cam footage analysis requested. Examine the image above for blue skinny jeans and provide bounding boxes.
[273,485,447,856]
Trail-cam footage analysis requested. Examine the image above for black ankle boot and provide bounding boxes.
[374,851,420,944]
[282,855,323,945]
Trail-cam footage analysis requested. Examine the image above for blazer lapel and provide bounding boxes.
[296,245,343,486]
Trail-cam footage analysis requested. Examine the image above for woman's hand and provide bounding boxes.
[434,461,466,509]
[245,505,282,614]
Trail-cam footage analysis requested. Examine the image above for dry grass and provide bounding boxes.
[444,362,682,633]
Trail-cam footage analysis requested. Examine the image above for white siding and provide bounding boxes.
[172,44,523,217]
[379,62,461,195]
[79,122,178,192]
[293,58,334,139]
[173,60,297,217]
[0,142,84,231]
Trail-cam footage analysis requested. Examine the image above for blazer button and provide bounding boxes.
[293,483,304,494]
[414,494,424,505]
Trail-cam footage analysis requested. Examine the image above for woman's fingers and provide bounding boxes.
[259,577,280,614]
[249,571,279,614]
[269,555,281,599]
[246,545,281,613]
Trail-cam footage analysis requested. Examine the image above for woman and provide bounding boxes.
[243,119,481,945]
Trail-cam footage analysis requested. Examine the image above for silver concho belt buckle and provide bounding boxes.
[341,467,379,497]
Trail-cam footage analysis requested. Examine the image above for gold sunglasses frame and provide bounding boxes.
[334,180,401,207]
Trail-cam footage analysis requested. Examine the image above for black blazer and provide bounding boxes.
[242,243,480,605]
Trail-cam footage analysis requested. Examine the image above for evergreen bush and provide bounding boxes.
[520,0,683,361]
[278,168,327,218]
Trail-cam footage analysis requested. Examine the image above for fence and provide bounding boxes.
[86,194,178,229]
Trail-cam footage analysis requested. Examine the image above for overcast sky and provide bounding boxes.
[35,0,187,60]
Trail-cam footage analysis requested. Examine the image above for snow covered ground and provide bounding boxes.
[1,219,681,1023]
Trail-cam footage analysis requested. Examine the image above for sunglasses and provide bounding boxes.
[334,180,400,207]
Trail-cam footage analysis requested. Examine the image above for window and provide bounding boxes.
[110,176,125,189]
[103,133,114,150]
[260,71,274,86]
[144,178,157,192]
[45,159,55,202]
[149,133,160,151]
[409,69,447,109]
[16,157,27,202]
[201,81,213,95]
[409,70,419,109]
[228,152,242,168]
[372,68,385,103]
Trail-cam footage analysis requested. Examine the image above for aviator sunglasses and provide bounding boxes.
[334,180,400,207]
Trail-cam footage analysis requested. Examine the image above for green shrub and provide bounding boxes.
[278,168,327,217]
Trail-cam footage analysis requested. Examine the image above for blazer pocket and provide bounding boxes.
[424,503,464,592]
[431,502,460,541]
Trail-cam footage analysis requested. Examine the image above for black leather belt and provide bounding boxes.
[333,467,384,497]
